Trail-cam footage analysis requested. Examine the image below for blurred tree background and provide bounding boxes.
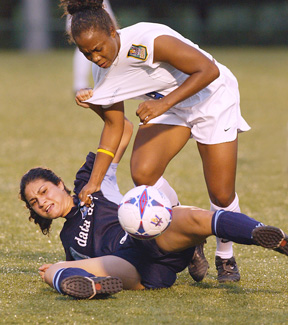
[1,0,288,51]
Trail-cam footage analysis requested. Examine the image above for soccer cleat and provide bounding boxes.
[252,226,288,256]
[215,256,240,283]
[60,275,123,299]
[188,242,209,282]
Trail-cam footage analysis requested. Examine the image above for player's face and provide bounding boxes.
[75,27,120,69]
[24,179,74,219]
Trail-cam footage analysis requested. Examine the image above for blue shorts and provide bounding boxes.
[114,235,195,289]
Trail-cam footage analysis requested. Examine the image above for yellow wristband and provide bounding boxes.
[97,148,115,158]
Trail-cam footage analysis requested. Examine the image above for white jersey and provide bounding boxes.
[87,22,220,108]
[86,22,250,145]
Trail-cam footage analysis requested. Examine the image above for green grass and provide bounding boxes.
[0,48,288,324]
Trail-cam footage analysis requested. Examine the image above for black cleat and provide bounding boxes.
[252,225,288,256]
[215,256,240,283]
[188,242,209,282]
[60,276,123,299]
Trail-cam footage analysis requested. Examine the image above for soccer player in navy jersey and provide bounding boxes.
[20,140,288,299]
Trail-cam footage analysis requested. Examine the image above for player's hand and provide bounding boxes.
[39,264,52,281]
[75,88,93,108]
[78,182,98,207]
[136,99,169,124]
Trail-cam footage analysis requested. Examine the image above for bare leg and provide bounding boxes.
[197,138,241,281]
[44,256,144,290]
[156,206,213,252]
[131,124,190,185]
[113,118,133,164]
[197,139,238,207]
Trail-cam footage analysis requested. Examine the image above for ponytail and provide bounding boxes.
[60,0,116,42]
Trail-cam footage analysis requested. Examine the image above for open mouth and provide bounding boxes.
[45,204,53,213]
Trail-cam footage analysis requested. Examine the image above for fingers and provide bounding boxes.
[75,88,93,100]
[38,264,52,281]
[78,191,92,207]
[39,271,45,281]
[75,88,93,108]
[142,115,150,125]
[136,100,160,124]
[39,263,52,271]
[136,104,150,124]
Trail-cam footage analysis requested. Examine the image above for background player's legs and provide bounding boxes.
[73,47,92,92]
[197,138,241,282]
[113,118,134,164]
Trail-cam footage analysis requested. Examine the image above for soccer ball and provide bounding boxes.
[118,185,172,240]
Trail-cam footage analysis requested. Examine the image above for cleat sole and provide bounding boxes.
[252,226,288,256]
[61,276,123,299]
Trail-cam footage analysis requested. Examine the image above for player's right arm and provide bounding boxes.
[78,101,125,206]
[75,90,128,206]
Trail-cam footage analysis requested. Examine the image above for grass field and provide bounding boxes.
[0,47,288,324]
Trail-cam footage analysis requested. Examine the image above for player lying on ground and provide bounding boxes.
[20,155,288,299]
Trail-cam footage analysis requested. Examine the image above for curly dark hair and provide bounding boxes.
[60,0,116,43]
[20,167,71,235]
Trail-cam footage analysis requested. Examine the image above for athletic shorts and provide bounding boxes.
[147,63,251,145]
[113,234,196,289]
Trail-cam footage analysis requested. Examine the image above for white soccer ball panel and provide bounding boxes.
[118,185,172,240]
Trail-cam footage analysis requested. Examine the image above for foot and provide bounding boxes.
[60,275,123,299]
[188,242,209,282]
[215,256,240,283]
[252,225,288,255]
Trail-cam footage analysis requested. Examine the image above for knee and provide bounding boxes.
[209,191,235,208]
[131,162,159,186]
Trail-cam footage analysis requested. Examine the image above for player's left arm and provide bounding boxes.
[137,35,220,124]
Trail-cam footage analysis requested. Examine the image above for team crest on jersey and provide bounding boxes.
[127,44,148,60]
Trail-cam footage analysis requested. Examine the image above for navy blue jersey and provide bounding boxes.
[60,153,125,260]
[60,152,196,289]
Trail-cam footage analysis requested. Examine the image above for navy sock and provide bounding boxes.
[53,267,95,294]
[211,210,264,245]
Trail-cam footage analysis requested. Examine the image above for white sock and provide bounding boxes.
[153,176,179,207]
[101,163,123,205]
[210,193,241,259]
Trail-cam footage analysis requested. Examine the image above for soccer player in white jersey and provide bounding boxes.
[60,0,251,282]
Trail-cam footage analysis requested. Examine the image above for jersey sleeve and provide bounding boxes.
[73,152,123,204]
[124,23,169,69]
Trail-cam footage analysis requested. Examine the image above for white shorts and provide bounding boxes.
[147,64,251,145]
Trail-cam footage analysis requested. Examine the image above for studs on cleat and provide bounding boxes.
[60,275,123,299]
